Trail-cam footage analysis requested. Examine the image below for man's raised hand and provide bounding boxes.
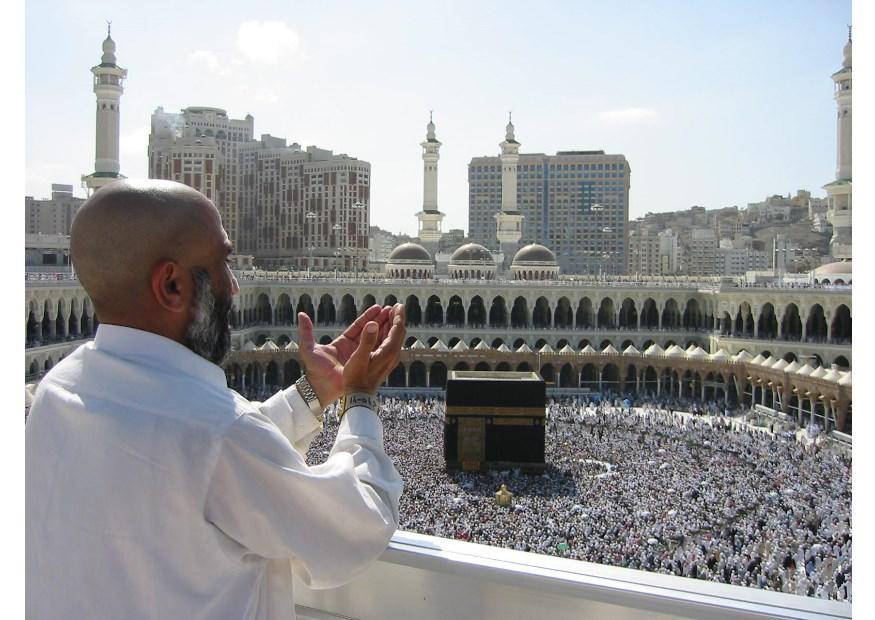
[343,304,406,395]
[297,304,399,405]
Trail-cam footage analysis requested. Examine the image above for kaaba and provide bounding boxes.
[444,370,546,472]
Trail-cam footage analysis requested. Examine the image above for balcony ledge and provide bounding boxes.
[294,531,850,620]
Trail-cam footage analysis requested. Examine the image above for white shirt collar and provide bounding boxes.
[92,324,228,389]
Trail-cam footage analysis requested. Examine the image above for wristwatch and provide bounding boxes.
[338,392,379,420]
[295,375,324,423]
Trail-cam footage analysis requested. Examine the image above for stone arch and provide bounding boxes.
[783,352,797,363]
[576,297,594,328]
[405,295,422,326]
[339,294,358,325]
[384,294,398,306]
[318,335,332,345]
[534,338,548,349]
[532,297,551,329]
[453,361,471,371]
[580,364,598,389]
[662,298,681,329]
[557,338,570,349]
[405,336,418,348]
[831,304,851,343]
[782,303,802,341]
[317,294,336,325]
[597,297,615,329]
[643,366,659,394]
[806,304,827,341]
[735,302,754,337]
[540,364,556,385]
[425,295,444,325]
[469,337,482,348]
[641,298,659,329]
[578,338,591,349]
[642,339,655,350]
[720,311,733,336]
[296,294,315,323]
[276,335,291,346]
[513,337,527,349]
[427,336,439,347]
[265,361,280,387]
[515,362,532,372]
[409,361,427,387]
[68,297,80,338]
[388,364,406,387]
[489,296,508,327]
[496,361,511,372]
[430,362,448,388]
[362,294,377,311]
[511,297,529,328]
[618,298,637,329]
[446,296,465,327]
[554,297,573,328]
[758,303,778,339]
[475,361,491,372]
[559,363,575,387]
[625,364,638,387]
[448,336,461,348]
[468,296,487,327]
[683,298,703,330]
[621,339,634,350]
[833,355,849,369]
[256,293,273,324]
[491,337,505,348]
[276,294,294,324]
[602,363,620,390]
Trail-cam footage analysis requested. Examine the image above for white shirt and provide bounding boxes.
[26,325,403,619]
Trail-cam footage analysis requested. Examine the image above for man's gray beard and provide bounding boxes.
[184,267,232,365]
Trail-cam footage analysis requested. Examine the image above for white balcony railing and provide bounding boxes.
[294,531,851,620]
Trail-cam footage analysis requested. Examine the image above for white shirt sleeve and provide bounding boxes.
[253,386,324,456]
[204,406,403,589]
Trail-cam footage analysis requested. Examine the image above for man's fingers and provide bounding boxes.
[297,312,316,354]
[372,313,405,363]
[341,304,381,341]
[349,321,380,367]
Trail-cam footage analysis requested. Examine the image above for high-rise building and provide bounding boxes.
[469,122,629,275]
[25,185,85,236]
[824,30,852,261]
[148,107,370,271]
[82,25,127,194]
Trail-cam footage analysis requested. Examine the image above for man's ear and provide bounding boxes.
[150,260,188,314]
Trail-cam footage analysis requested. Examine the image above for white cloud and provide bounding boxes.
[185,50,224,75]
[599,107,657,123]
[236,21,301,64]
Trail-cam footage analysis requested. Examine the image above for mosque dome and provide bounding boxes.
[512,243,557,265]
[812,260,851,284]
[450,243,493,264]
[389,242,432,262]
[509,243,560,281]
[386,242,433,279]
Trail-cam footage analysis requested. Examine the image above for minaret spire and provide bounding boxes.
[82,24,127,195]
[823,29,853,261]
[417,111,444,250]
[495,114,523,267]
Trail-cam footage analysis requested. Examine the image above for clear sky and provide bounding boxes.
[25,0,851,237]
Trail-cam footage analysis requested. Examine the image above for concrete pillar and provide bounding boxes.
[241,366,247,392]
[801,315,808,340]
[426,367,431,388]
[827,318,833,342]
[405,365,410,387]
[598,369,603,392]
[701,381,706,402]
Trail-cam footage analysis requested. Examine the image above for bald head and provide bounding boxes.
[71,179,225,322]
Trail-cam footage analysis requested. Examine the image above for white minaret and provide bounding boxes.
[823,28,852,261]
[82,23,127,195]
[416,112,445,249]
[494,113,523,264]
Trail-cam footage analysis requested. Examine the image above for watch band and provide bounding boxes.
[339,392,379,420]
[295,375,324,422]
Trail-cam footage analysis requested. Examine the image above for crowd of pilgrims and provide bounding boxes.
[295,392,852,602]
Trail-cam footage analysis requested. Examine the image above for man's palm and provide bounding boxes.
[297,305,392,405]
